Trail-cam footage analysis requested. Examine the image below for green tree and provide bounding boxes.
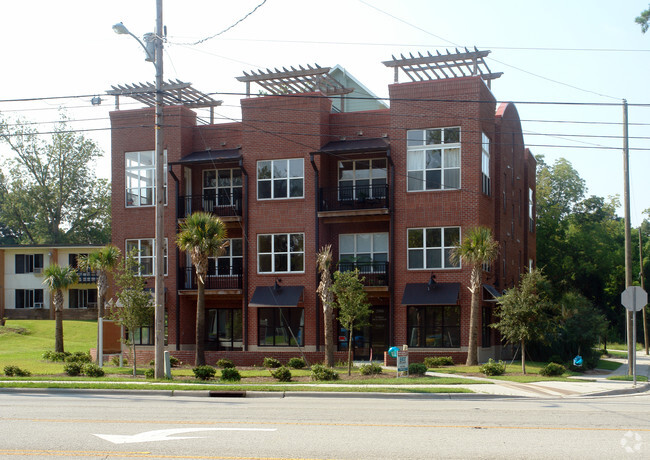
[0,115,110,244]
[78,244,121,363]
[108,251,155,377]
[177,212,228,366]
[331,269,371,375]
[636,5,650,33]
[493,269,558,374]
[316,245,335,367]
[450,226,498,366]
[42,264,79,353]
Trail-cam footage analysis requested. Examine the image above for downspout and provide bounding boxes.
[387,147,395,347]
[240,158,249,351]
[168,165,181,351]
[310,152,321,351]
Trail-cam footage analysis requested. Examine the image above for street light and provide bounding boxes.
[113,0,166,379]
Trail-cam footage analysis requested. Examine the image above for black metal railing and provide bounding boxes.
[178,266,243,290]
[178,191,242,219]
[76,271,99,284]
[337,261,389,287]
[319,184,389,212]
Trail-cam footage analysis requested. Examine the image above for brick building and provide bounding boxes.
[110,50,536,365]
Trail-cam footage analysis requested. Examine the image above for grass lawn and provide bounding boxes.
[607,375,648,382]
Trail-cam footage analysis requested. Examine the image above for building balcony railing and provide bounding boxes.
[337,261,389,287]
[319,184,389,212]
[178,266,243,290]
[76,271,99,284]
[178,192,242,219]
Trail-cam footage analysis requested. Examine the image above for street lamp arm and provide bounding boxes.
[112,22,155,63]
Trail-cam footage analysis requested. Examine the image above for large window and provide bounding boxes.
[207,308,242,350]
[258,233,304,273]
[339,233,388,270]
[208,238,243,276]
[69,289,98,309]
[338,158,387,200]
[482,306,492,348]
[203,168,242,209]
[482,132,490,195]
[257,159,304,200]
[258,308,304,347]
[407,305,460,348]
[125,239,168,276]
[407,127,460,191]
[15,289,44,309]
[125,150,167,207]
[15,254,44,274]
[529,188,535,233]
[407,227,460,270]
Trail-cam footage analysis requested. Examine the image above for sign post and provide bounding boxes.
[621,286,648,386]
[397,346,409,378]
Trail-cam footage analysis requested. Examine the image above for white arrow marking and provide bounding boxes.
[93,427,276,444]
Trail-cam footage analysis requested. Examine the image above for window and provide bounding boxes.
[258,308,304,346]
[126,312,167,346]
[407,227,460,270]
[407,127,460,191]
[258,233,304,273]
[15,289,44,309]
[125,239,168,276]
[407,306,460,348]
[481,132,490,195]
[68,253,87,269]
[69,289,98,309]
[529,188,535,232]
[257,159,304,200]
[15,254,43,274]
[482,307,492,348]
[208,238,243,276]
[207,308,242,350]
[338,158,387,200]
[203,168,242,209]
[125,150,167,207]
[339,233,388,271]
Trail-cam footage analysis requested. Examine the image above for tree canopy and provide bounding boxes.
[636,5,650,33]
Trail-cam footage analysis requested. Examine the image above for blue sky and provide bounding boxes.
[1,0,649,225]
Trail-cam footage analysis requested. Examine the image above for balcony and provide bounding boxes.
[76,271,99,284]
[178,266,243,291]
[319,184,389,213]
[178,192,242,219]
[337,261,389,287]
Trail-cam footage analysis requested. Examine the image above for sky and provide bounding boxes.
[1,0,649,226]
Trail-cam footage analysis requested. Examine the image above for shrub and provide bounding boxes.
[220,367,241,382]
[66,351,92,363]
[548,355,564,365]
[3,365,31,377]
[310,364,339,381]
[64,362,83,376]
[271,366,292,382]
[83,363,105,377]
[144,368,155,379]
[423,356,454,368]
[216,359,235,369]
[263,357,282,368]
[287,357,306,369]
[479,358,506,376]
[110,355,127,366]
[409,363,428,375]
[193,365,216,380]
[360,362,383,375]
[540,362,566,377]
[169,356,180,367]
[43,351,70,362]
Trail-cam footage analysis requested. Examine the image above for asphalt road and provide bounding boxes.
[1,390,649,459]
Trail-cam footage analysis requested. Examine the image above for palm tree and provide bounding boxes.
[451,226,499,366]
[177,212,228,366]
[316,245,335,367]
[42,264,79,353]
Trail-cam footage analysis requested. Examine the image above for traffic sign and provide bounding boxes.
[621,286,648,312]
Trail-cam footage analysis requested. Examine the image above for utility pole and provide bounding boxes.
[641,228,648,355]
[623,99,634,375]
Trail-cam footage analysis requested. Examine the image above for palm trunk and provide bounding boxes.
[465,267,481,366]
[324,304,334,367]
[521,339,526,374]
[195,276,206,366]
[54,290,64,353]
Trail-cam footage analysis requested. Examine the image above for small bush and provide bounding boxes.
[360,362,383,375]
[540,362,566,377]
[66,351,92,363]
[83,363,105,377]
[548,355,564,365]
[216,359,235,369]
[424,356,454,368]
[42,350,54,361]
[64,362,83,376]
[144,368,155,379]
[287,357,306,369]
[110,355,127,366]
[479,358,506,376]
[220,367,241,382]
[409,363,428,375]
[263,357,282,368]
[169,356,180,367]
[43,351,70,362]
[3,365,31,377]
[271,366,292,382]
[310,364,339,381]
[193,365,216,380]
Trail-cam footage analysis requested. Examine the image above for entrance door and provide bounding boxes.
[337,306,388,361]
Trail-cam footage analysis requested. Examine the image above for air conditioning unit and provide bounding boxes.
[33,302,43,309]
[33,267,43,274]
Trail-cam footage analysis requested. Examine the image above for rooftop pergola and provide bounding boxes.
[382,48,503,88]
[106,80,223,122]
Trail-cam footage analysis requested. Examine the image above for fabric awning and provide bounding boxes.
[249,285,304,307]
[314,137,389,155]
[401,282,460,306]
[169,148,241,165]
[483,284,502,302]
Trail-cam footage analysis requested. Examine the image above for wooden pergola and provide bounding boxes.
[382,47,503,88]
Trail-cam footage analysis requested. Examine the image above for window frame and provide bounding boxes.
[481,132,491,195]
[208,238,243,277]
[69,288,98,309]
[407,227,461,270]
[337,158,387,200]
[338,232,389,270]
[15,289,44,309]
[125,238,168,277]
[406,127,461,192]
[406,305,461,348]
[257,158,304,200]
[257,307,305,347]
[207,308,243,350]
[125,150,168,208]
[257,233,305,274]
[203,168,243,208]
[15,254,44,274]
